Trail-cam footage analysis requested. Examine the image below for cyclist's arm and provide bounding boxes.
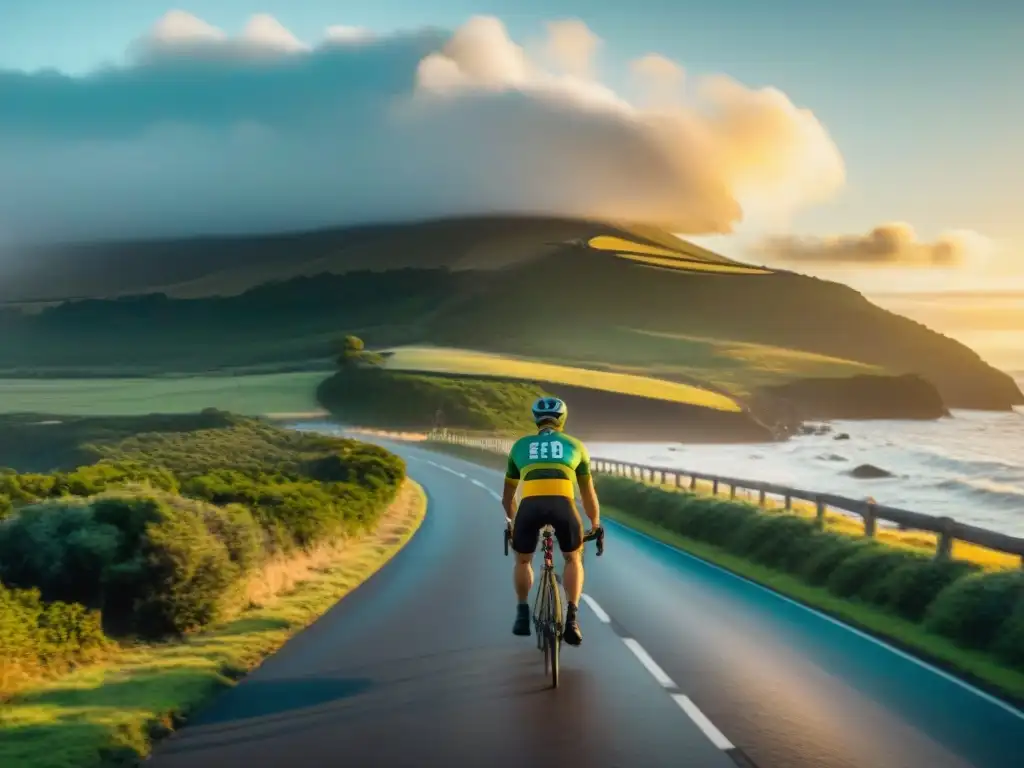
[502,453,520,521]
[575,445,601,529]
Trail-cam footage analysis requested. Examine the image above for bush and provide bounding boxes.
[691,500,759,547]
[731,515,820,571]
[925,570,1024,651]
[825,546,920,600]
[993,598,1024,670]
[123,499,240,637]
[796,534,873,586]
[0,492,11,520]
[0,414,407,640]
[872,558,980,622]
[0,583,108,694]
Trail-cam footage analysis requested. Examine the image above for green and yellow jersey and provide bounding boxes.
[505,429,591,500]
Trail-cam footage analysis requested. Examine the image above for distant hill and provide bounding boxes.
[0,216,1020,414]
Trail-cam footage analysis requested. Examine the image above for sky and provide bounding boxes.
[0,1,1021,369]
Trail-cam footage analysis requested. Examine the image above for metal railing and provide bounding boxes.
[425,429,1024,566]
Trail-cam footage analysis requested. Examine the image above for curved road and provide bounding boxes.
[150,438,1024,768]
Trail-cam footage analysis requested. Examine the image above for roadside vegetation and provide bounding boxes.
[420,440,1024,704]
[0,411,422,767]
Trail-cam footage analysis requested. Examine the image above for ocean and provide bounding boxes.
[591,386,1024,537]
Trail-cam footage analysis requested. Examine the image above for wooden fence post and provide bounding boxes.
[712,478,719,495]
[758,489,766,507]
[690,475,697,491]
[935,517,955,560]
[674,472,681,488]
[784,494,792,511]
[815,496,826,529]
[863,501,877,538]
[729,483,736,500]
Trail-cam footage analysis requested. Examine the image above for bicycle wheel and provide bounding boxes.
[547,568,561,688]
[533,569,548,653]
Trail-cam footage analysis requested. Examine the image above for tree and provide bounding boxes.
[333,334,383,369]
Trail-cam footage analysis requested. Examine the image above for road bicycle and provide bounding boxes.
[505,518,605,688]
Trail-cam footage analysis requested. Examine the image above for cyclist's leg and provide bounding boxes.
[510,499,543,636]
[551,497,585,645]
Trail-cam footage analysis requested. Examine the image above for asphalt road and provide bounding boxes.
[150,439,1024,768]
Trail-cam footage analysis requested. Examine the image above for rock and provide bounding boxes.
[817,453,848,462]
[834,432,851,440]
[848,463,894,479]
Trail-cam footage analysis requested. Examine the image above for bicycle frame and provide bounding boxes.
[504,519,605,688]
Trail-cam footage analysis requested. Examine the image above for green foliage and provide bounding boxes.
[592,474,1024,676]
[0,410,240,473]
[317,368,547,433]
[993,599,1024,670]
[0,493,11,520]
[925,570,1024,651]
[0,411,406,648]
[1,583,108,693]
[825,546,919,599]
[872,558,981,622]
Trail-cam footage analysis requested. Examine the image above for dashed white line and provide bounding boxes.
[580,593,610,623]
[409,461,743,759]
[622,638,677,689]
[672,695,735,750]
[614,520,1024,722]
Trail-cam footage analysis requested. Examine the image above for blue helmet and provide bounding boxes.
[531,396,567,429]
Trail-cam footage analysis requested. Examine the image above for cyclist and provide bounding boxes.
[501,396,602,646]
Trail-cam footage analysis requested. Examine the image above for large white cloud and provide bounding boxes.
[0,12,846,246]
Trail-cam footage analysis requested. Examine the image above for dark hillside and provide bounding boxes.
[1,216,1019,411]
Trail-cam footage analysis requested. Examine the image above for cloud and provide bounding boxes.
[0,12,845,246]
[630,54,685,107]
[752,223,994,268]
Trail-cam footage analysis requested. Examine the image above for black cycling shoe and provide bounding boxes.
[512,604,531,636]
[563,616,583,646]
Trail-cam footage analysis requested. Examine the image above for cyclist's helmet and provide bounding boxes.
[531,396,567,429]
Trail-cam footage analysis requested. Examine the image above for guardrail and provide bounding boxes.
[426,429,1024,567]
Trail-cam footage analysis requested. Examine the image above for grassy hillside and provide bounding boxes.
[381,346,742,411]
[1,216,1020,411]
[0,373,326,416]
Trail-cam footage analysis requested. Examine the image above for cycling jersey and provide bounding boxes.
[504,429,591,500]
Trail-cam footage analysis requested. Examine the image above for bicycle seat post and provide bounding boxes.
[542,528,554,569]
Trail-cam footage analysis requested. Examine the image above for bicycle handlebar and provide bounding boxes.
[504,521,605,557]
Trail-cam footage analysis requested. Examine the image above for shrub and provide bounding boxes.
[0,492,11,520]
[872,558,980,622]
[0,498,121,608]
[825,546,921,600]
[925,570,1024,651]
[796,534,873,586]
[0,583,108,694]
[123,500,240,637]
[993,598,1024,670]
[691,500,759,547]
[732,515,820,571]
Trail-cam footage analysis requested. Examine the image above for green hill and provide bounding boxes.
[0,216,1019,413]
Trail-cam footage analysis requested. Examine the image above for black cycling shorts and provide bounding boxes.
[511,495,583,555]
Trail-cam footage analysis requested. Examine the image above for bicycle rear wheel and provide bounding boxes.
[547,568,561,688]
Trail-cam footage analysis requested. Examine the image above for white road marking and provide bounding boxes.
[616,522,1024,721]
[672,695,735,750]
[407,461,747,755]
[622,638,677,689]
[435,464,466,479]
[581,593,611,623]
